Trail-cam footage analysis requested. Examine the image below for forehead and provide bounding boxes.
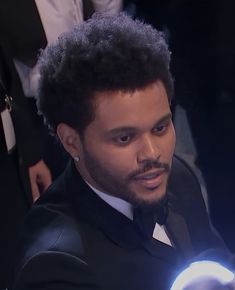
[88,81,171,133]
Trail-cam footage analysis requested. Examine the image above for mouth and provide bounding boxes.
[132,169,166,190]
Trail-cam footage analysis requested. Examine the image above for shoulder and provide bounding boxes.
[13,251,92,290]
[169,155,201,193]
[15,174,86,274]
[168,155,205,208]
[168,155,208,235]
[168,155,226,251]
[12,173,99,289]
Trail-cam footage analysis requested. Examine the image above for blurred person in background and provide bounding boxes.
[0,0,123,178]
[0,42,51,290]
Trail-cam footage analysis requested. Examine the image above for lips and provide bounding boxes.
[133,169,166,190]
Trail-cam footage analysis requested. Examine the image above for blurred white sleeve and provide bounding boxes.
[92,0,123,14]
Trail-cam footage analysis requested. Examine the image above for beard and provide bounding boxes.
[82,145,171,209]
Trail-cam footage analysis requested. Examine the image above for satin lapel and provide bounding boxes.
[65,161,181,263]
[165,207,194,260]
[65,161,142,248]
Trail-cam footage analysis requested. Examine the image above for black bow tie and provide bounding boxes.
[133,200,169,238]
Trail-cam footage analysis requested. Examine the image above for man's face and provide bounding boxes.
[77,81,176,207]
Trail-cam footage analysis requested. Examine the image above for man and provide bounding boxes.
[0,42,51,289]
[12,13,227,290]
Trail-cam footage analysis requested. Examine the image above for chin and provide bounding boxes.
[130,184,167,208]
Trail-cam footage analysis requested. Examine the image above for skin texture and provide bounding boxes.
[57,81,176,208]
[28,160,52,201]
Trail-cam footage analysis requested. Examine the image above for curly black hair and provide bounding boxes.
[37,12,174,136]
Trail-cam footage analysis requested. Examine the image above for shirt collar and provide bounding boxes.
[86,182,133,220]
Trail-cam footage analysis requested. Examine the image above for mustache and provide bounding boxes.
[127,159,170,180]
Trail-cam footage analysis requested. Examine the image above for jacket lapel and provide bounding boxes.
[165,207,194,261]
[64,161,182,264]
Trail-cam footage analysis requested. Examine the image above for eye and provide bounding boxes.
[114,134,133,145]
[152,123,168,135]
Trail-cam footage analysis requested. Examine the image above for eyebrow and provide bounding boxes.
[106,112,172,136]
[155,112,172,125]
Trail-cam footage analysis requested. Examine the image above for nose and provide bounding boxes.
[137,135,161,164]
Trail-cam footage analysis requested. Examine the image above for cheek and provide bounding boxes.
[171,126,176,152]
[88,142,136,176]
[162,128,176,160]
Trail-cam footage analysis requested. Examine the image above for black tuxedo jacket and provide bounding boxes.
[0,43,43,203]
[0,0,94,66]
[0,42,44,289]
[12,156,226,290]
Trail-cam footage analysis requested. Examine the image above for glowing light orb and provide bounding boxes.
[170,260,234,290]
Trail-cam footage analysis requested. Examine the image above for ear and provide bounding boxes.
[56,123,81,158]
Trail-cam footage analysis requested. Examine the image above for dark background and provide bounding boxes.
[124,0,235,251]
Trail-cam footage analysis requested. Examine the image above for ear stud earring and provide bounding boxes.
[74,156,80,162]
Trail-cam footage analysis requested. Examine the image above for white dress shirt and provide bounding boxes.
[87,182,172,246]
[35,0,84,44]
